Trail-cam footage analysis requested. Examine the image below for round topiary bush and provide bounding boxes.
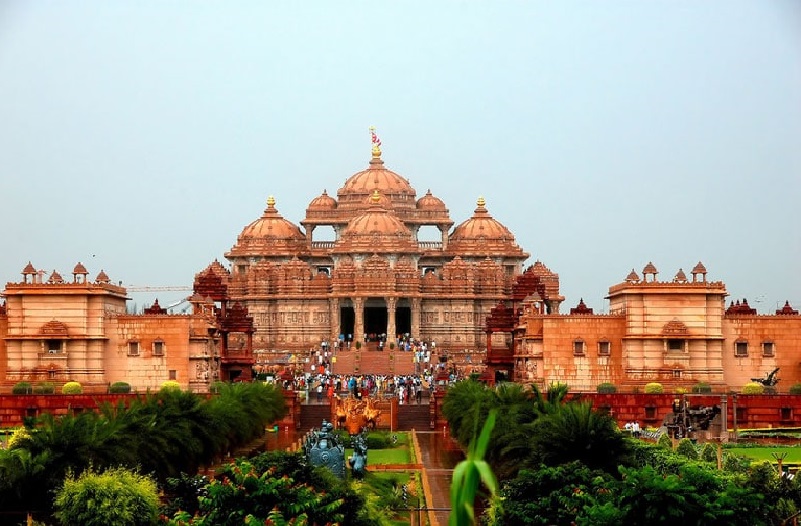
[12,381,32,395]
[160,380,182,391]
[109,381,132,394]
[701,442,718,463]
[596,382,617,394]
[33,382,55,394]
[789,383,801,395]
[692,382,712,394]
[676,438,699,460]
[674,387,688,395]
[644,382,664,394]
[62,381,83,395]
[657,432,673,449]
[742,382,765,395]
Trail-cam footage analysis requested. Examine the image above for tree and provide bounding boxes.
[54,468,159,526]
[529,401,628,473]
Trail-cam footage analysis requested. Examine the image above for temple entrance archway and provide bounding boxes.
[396,298,412,337]
[363,297,387,341]
[339,300,355,341]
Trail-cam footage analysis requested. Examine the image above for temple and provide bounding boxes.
[0,132,799,394]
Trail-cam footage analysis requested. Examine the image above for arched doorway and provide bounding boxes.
[363,297,387,341]
[339,299,355,342]
[396,298,412,337]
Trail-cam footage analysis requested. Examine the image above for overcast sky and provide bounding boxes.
[1,1,799,313]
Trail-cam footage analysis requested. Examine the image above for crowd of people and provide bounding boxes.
[282,370,458,405]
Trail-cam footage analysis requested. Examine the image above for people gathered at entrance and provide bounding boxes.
[285,371,452,405]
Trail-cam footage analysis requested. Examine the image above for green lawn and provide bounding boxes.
[347,446,411,464]
[727,447,801,463]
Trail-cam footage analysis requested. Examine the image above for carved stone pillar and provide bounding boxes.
[386,297,397,343]
[440,226,448,250]
[354,297,364,345]
[411,298,422,337]
[329,298,340,341]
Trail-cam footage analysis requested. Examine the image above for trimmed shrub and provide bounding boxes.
[657,433,673,449]
[742,382,765,395]
[12,381,32,394]
[789,383,801,395]
[692,382,712,394]
[701,442,718,463]
[61,381,83,395]
[596,382,617,394]
[109,381,132,394]
[33,381,55,394]
[160,380,182,391]
[644,382,664,394]
[674,387,688,395]
[54,467,159,526]
[676,438,699,460]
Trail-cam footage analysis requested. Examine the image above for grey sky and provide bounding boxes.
[1,1,799,313]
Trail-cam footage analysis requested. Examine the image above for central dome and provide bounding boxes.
[337,154,417,212]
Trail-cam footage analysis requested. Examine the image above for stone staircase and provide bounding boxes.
[298,402,332,432]
[332,350,418,375]
[397,400,433,430]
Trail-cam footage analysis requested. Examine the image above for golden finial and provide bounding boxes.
[267,196,276,208]
[369,126,382,157]
[371,189,381,204]
[477,196,486,208]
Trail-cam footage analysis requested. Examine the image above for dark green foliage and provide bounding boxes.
[692,382,713,394]
[789,383,801,395]
[488,462,615,526]
[33,382,55,394]
[165,458,346,526]
[12,381,32,394]
[701,442,718,463]
[596,382,617,394]
[676,437,699,460]
[657,432,674,449]
[53,467,159,526]
[0,382,287,518]
[109,381,132,393]
[529,401,628,473]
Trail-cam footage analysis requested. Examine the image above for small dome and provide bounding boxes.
[95,270,111,283]
[625,269,640,282]
[450,197,516,245]
[239,197,305,241]
[642,261,658,275]
[692,261,707,274]
[307,190,337,210]
[73,262,88,274]
[343,209,410,237]
[417,189,446,211]
[47,270,64,284]
[22,261,36,274]
[674,268,688,283]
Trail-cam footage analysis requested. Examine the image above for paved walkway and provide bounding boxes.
[412,430,464,526]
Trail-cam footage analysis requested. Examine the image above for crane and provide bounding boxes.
[125,286,193,292]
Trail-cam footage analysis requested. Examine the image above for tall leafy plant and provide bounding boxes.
[449,409,499,526]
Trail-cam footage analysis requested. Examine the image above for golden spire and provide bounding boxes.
[369,126,382,157]
[267,196,276,208]
[371,189,381,204]
[477,196,486,208]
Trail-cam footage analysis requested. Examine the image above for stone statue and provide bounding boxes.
[752,367,780,387]
[306,419,346,479]
[348,431,368,479]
